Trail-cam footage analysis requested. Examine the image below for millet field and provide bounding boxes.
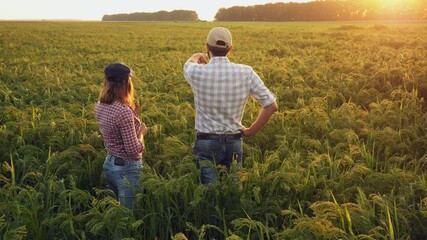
[0,21,427,239]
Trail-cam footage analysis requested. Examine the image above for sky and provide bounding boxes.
[0,0,311,21]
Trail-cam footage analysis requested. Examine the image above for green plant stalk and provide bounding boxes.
[330,191,345,231]
[386,204,395,240]
[9,150,16,189]
[344,206,354,237]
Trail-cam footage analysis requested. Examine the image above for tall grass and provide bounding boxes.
[0,21,427,239]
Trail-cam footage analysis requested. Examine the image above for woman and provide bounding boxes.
[95,62,147,208]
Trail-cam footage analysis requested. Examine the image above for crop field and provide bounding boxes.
[1,21,427,239]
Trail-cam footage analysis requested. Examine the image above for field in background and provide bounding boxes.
[1,21,427,239]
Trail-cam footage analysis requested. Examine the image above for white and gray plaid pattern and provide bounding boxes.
[184,57,276,134]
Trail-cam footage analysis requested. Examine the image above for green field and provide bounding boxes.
[1,21,427,239]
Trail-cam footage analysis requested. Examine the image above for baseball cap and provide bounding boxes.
[104,62,135,82]
[207,27,232,49]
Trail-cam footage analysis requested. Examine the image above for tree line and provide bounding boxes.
[214,0,427,21]
[102,10,199,21]
[102,1,426,22]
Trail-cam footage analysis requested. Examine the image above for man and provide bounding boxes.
[184,27,278,184]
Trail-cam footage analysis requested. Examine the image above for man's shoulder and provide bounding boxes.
[228,61,254,72]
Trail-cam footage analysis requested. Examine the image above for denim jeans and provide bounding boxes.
[193,138,243,184]
[103,155,143,209]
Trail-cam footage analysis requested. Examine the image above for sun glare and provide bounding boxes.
[377,0,408,9]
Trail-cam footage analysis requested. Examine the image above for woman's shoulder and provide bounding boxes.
[112,101,136,120]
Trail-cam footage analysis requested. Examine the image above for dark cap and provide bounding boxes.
[104,62,135,82]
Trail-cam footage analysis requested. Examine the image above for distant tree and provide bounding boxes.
[214,0,427,21]
[102,10,199,21]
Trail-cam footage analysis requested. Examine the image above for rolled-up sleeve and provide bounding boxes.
[183,61,196,84]
[249,70,276,107]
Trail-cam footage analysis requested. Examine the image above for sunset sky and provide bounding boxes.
[0,0,311,21]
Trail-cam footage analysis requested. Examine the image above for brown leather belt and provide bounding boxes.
[196,132,242,140]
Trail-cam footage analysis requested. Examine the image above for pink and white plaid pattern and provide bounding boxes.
[184,57,276,134]
[95,101,143,160]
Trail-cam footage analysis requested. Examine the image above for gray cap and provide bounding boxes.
[207,27,232,49]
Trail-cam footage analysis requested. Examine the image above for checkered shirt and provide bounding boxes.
[184,57,276,134]
[95,101,143,160]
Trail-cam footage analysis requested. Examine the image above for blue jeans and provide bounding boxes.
[103,155,143,209]
[193,138,243,184]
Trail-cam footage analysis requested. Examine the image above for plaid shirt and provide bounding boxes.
[184,56,276,134]
[95,101,143,160]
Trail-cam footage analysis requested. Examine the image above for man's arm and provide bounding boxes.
[241,102,278,137]
[187,53,208,64]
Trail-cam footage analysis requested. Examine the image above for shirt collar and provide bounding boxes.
[209,56,230,64]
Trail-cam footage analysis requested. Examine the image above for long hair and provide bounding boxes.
[99,77,135,110]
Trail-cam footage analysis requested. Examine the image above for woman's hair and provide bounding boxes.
[99,76,135,110]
